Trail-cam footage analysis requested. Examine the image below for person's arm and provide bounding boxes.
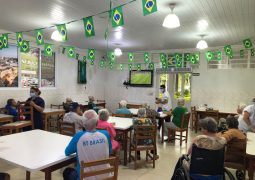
[30,101,44,112]
[100,130,112,155]
[187,137,197,155]
[220,130,233,142]
[65,131,84,156]
[243,111,255,132]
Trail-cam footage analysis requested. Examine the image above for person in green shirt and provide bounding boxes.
[164,98,188,137]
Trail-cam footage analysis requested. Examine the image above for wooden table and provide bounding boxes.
[108,116,133,166]
[79,102,106,111]
[246,132,255,180]
[0,114,13,123]
[126,103,143,109]
[0,130,76,180]
[43,108,65,131]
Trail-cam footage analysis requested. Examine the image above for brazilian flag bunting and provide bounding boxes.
[109,62,114,69]
[176,59,182,68]
[44,44,53,57]
[111,6,124,28]
[144,52,150,63]
[16,32,23,47]
[35,29,44,45]
[189,54,196,64]
[108,51,115,62]
[76,53,80,60]
[160,53,166,62]
[83,56,87,61]
[194,53,200,62]
[224,45,233,57]
[149,62,154,70]
[243,38,253,49]
[161,61,167,69]
[2,34,8,48]
[128,64,133,70]
[83,16,95,37]
[90,59,95,65]
[99,60,105,68]
[88,49,95,60]
[216,51,222,61]
[67,47,75,58]
[120,64,124,71]
[142,0,157,16]
[57,24,67,41]
[136,63,141,71]
[128,53,134,62]
[251,49,255,57]
[184,53,190,61]
[21,41,30,53]
[205,51,214,61]
[0,37,3,49]
[240,50,244,58]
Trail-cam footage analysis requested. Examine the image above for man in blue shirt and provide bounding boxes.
[115,100,132,115]
[64,110,112,180]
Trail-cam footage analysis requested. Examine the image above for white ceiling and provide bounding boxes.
[0,0,255,51]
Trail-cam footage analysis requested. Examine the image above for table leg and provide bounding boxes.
[45,170,52,180]
[248,157,254,180]
[26,171,30,180]
[44,115,48,131]
[161,118,165,143]
[123,130,128,166]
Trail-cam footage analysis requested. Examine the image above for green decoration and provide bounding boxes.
[78,61,87,84]
[88,49,95,60]
[44,44,53,57]
[62,47,66,54]
[109,62,115,69]
[142,0,157,16]
[194,53,200,62]
[76,53,80,60]
[83,56,87,61]
[90,59,94,65]
[251,49,255,57]
[243,38,253,49]
[35,29,44,45]
[99,60,105,68]
[83,16,95,37]
[160,53,166,62]
[205,51,214,61]
[144,52,150,63]
[216,51,222,61]
[111,6,124,28]
[224,45,233,57]
[128,53,134,62]
[120,64,124,71]
[16,32,23,47]
[2,34,8,48]
[136,63,142,71]
[174,53,182,61]
[0,37,3,49]
[240,50,244,58]
[108,51,115,62]
[189,54,196,64]
[161,61,167,69]
[57,24,67,41]
[67,47,75,58]
[148,62,154,70]
[20,41,30,53]
[128,64,133,70]
[184,53,190,61]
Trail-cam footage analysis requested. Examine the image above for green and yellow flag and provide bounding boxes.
[142,0,157,16]
[2,34,8,48]
[83,56,87,62]
[189,54,197,64]
[88,49,95,60]
[108,51,115,62]
[240,50,244,58]
[216,51,222,61]
[136,63,142,71]
[128,53,134,62]
[57,24,67,41]
[0,37,3,49]
[90,59,95,65]
[224,45,233,57]
[16,32,23,47]
[83,16,95,37]
[243,38,253,49]
[149,62,154,70]
[76,53,80,60]
[35,29,44,45]
[128,64,133,70]
[44,44,53,57]
[194,53,200,62]
[111,6,124,28]
[251,49,255,57]
[99,60,105,68]
[21,41,30,53]
[184,53,190,61]
[67,47,75,58]
[160,53,166,62]
[120,64,124,71]
[144,52,150,63]
[205,51,214,61]
[161,61,167,69]
[109,62,114,69]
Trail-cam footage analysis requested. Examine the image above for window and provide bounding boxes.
[174,74,182,99]
[174,73,191,101]
[41,52,55,87]
[0,45,18,87]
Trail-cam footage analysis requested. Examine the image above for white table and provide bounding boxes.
[129,108,138,116]
[43,108,65,131]
[0,114,13,123]
[108,116,133,166]
[0,130,75,180]
[246,132,255,180]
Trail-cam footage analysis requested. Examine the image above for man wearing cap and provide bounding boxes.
[239,98,255,133]
[63,102,85,132]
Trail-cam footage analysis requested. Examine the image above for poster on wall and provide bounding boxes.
[41,52,55,87]
[78,61,86,84]
[21,48,39,88]
[0,45,18,87]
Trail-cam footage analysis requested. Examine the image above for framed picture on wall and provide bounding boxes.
[78,61,86,84]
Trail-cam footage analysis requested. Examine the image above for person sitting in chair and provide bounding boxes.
[88,96,100,113]
[63,98,73,113]
[115,100,131,115]
[5,99,18,121]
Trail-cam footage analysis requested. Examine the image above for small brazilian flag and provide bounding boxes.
[2,34,8,48]
[128,64,133,70]
[136,63,142,71]
[57,24,67,41]
[111,6,124,28]
[176,58,182,68]
[109,62,114,69]
[35,29,44,45]
[16,32,23,47]
[83,56,87,62]
[108,51,115,62]
[194,53,200,62]
[142,0,157,16]
[160,53,166,62]
[184,53,190,61]
[216,51,222,61]
[83,16,95,37]
[90,59,95,65]
[144,52,150,63]
[120,64,124,71]
[99,60,105,68]
[240,50,244,58]
[0,37,3,49]
[76,53,80,60]
[67,47,75,58]
[251,49,255,57]
[189,54,196,64]
[44,44,53,57]
[20,41,30,53]
[128,53,134,62]
[161,61,167,69]
[88,49,95,60]
[205,51,214,61]
[224,45,233,57]
[243,38,253,49]
[174,53,182,61]
[149,62,154,70]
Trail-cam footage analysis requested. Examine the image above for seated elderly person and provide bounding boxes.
[63,98,73,113]
[64,110,112,180]
[5,99,18,121]
[219,116,246,142]
[115,100,131,115]
[164,98,188,137]
[88,96,100,113]
[63,102,85,132]
[97,109,120,152]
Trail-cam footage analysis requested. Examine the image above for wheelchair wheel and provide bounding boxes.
[236,170,244,180]
[224,168,235,180]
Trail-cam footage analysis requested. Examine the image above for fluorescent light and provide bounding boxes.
[196,39,208,49]
[198,20,208,31]
[51,30,62,41]
[162,5,180,29]
[114,48,122,56]
[115,31,122,40]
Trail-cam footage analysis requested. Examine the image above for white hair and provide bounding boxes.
[88,96,95,102]
[177,98,185,106]
[98,109,110,121]
[119,100,127,108]
[83,110,98,130]
[66,97,72,102]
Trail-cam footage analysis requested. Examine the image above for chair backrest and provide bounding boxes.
[126,104,143,109]
[205,110,219,122]
[18,104,34,128]
[133,124,157,146]
[190,144,225,176]
[191,106,197,119]
[80,156,119,180]
[112,113,133,118]
[50,104,63,109]
[0,107,8,114]
[180,113,190,129]
[59,121,75,136]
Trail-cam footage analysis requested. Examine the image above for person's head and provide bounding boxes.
[83,110,98,131]
[252,98,255,105]
[226,116,239,129]
[66,98,72,104]
[119,100,127,108]
[98,109,110,121]
[30,87,41,97]
[7,99,17,107]
[137,108,147,118]
[88,96,95,103]
[177,98,185,107]
[69,102,80,113]
[199,117,218,135]
[237,103,246,114]
[160,85,166,93]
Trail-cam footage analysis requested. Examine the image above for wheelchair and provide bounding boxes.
[171,144,235,180]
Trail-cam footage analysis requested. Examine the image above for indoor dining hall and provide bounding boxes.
[0,0,255,180]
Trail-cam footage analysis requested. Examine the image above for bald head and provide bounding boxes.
[83,110,98,131]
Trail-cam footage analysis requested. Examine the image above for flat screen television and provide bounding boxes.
[129,70,153,87]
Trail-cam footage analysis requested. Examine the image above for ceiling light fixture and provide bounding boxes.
[51,30,62,41]
[162,4,180,29]
[114,48,122,56]
[196,35,208,49]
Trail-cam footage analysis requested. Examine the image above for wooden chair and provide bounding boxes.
[50,104,63,109]
[0,107,8,114]
[112,113,133,118]
[224,138,247,180]
[80,156,119,180]
[59,121,75,136]
[205,110,219,124]
[129,124,157,170]
[126,104,143,109]
[167,113,191,146]
[191,106,198,133]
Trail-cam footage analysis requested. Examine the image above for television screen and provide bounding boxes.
[129,70,153,87]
